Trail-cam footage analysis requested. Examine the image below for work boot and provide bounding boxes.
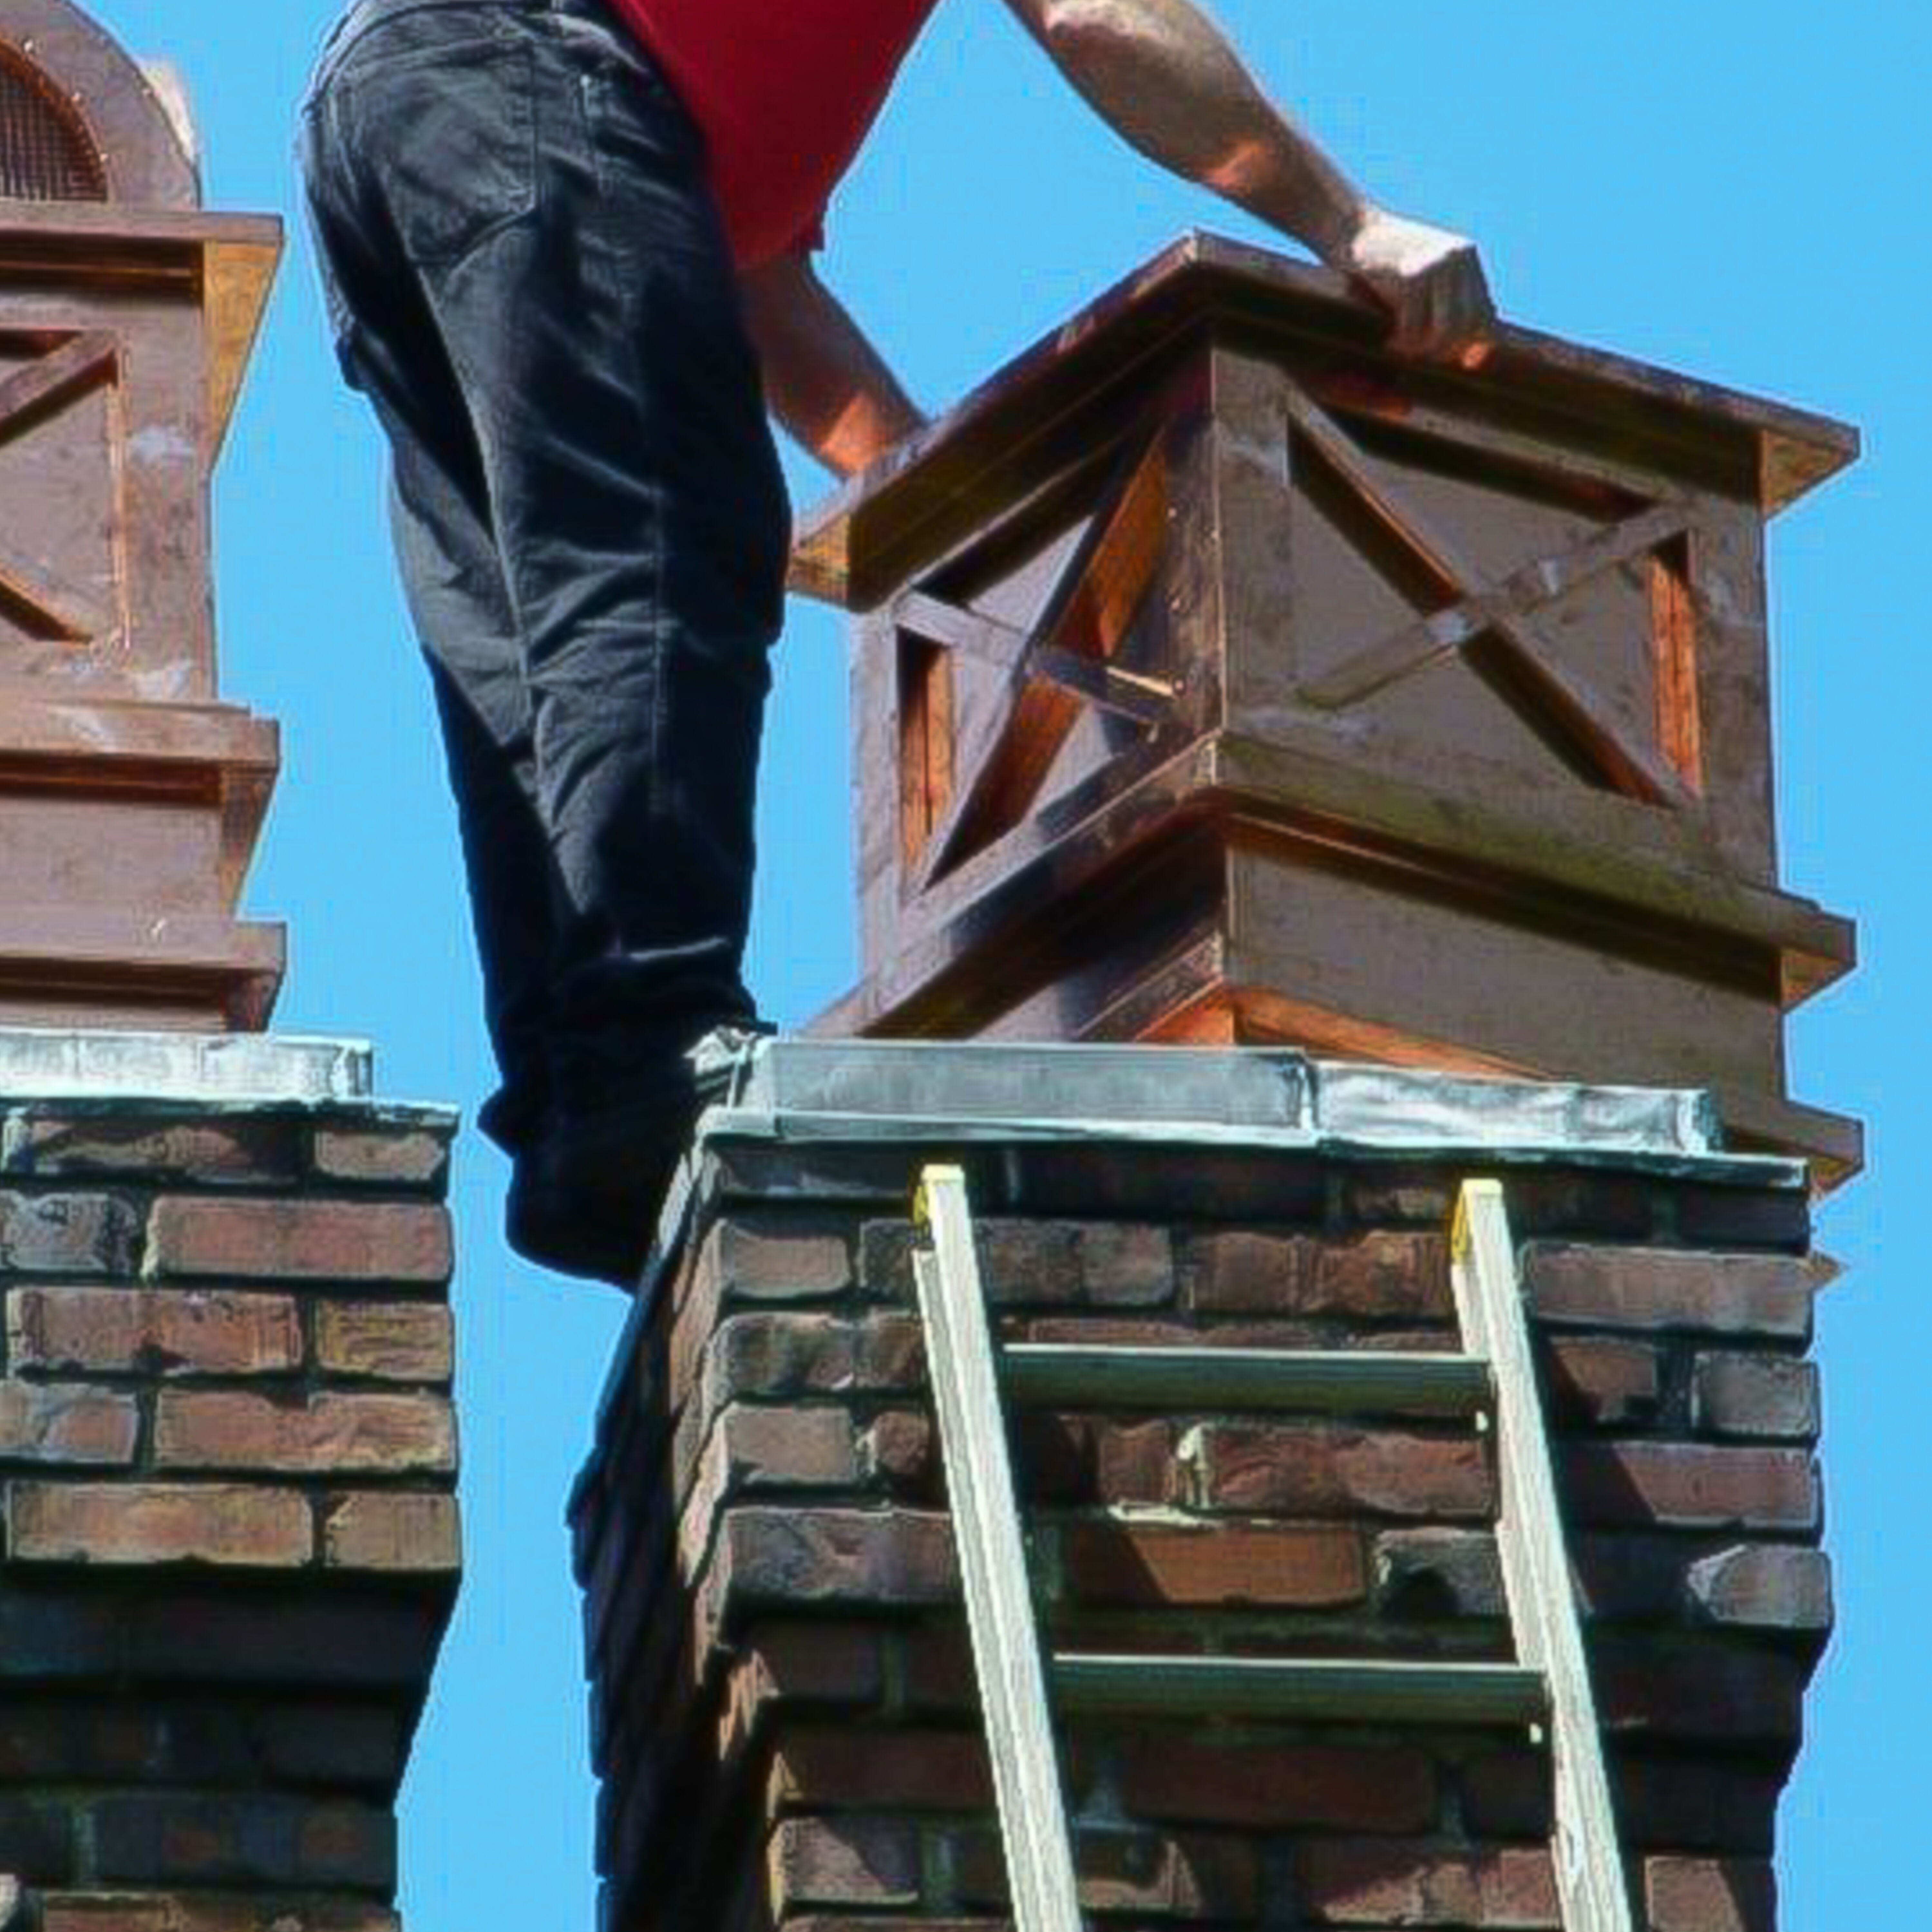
[505,1027,767,1291]
[506,1112,689,1291]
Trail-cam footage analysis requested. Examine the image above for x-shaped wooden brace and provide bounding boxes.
[892,433,1182,894]
[0,331,118,641]
[1283,385,1696,808]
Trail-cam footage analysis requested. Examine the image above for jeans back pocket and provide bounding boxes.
[338,35,539,266]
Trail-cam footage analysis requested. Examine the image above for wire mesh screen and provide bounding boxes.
[0,50,108,202]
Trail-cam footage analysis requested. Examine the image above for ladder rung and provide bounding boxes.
[1051,1654,1548,1728]
[1002,1345,1492,1417]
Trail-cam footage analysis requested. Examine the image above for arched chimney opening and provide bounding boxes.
[0,43,108,201]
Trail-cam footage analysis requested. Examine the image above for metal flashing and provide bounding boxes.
[690,1039,1793,1188]
[0,1027,375,1105]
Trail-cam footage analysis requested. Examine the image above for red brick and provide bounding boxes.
[710,1405,859,1491]
[148,1199,450,1285]
[1561,1442,1819,1532]
[1525,1247,1818,1340]
[861,1220,1173,1309]
[9,1113,304,1185]
[1300,1842,1559,1926]
[1644,1858,1774,1932]
[1116,1737,1436,1832]
[0,1381,138,1464]
[1461,1756,1779,1854]
[1059,1521,1365,1608]
[155,1391,455,1476]
[1503,1172,1653,1239]
[310,1126,450,1188]
[769,1727,992,1811]
[1673,1186,1808,1249]
[1544,1337,1663,1427]
[1344,1172,1457,1226]
[733,1624,887,1722]
[1458,1751,1550,1836]
[1685,1545,1833,1633]
[860,1410,936,1494]
[682,1408,861,1572]
[0,1194,139,1276]
[1184,1231,1447,1318]
[703,1315,925,1411]
[1373,1527,1505,1618]
[321,1493,461,1573]
[315,1303,454,1384]
[701,1217,855,1301]
[899,1625,979,1713]
[1094,1418,1180,1506]
[0,1698,402,1792]
[753,1624,887,1701]
[1195,1423,1492,1519]
[1616,1761,1780,1855]
[1691,1353,1820,1441]
[768,1817,919,1911]
[7,1483,310,1569]
[953,1824,1258,1919]
[9,1288,302,1378]
[706,1509,959,1620]
[43,1901,400,1932]
[90,1794,394,1890]
[1595,1642,1804,1745]
[126,1592,446,1689]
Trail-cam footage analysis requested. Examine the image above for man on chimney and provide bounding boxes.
[298,0,1493,1288]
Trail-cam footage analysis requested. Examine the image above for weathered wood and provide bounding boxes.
[810,233,1858,1184]
[895,591,1173,726]
[794,232,1855,609]
[0,7,285,1030]
[1279,383,1692,809]
[914,432,1174,891]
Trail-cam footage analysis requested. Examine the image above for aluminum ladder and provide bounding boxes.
[909,1166,1632,1932]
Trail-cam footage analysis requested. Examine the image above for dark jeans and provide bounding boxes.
[298,0,790,1155]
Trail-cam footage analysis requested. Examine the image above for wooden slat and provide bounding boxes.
[1280,386,1692,810]
[896,591,1173,724]
[1453,1181,1634,1932]
[1003,1345,1491,1417]
[0,533,110,642]
[0,332,117,436]
[916,433,1171,891]
[1304,505,1692,711]
[912,1168,1083,1932]
[1052,1654,1546,1728]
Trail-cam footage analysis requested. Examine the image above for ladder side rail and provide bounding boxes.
[913,1165,1086,1932]
[1451,1179,1634,1932]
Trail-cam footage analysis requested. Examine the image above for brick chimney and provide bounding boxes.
[573,1043,1831,1932]
[0,1032,458,1930]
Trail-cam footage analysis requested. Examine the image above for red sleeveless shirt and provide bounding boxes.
[611,0,943,266]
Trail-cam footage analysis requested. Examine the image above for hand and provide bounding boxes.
[1340,206,1496,364]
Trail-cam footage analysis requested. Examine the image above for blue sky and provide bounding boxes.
[77,0,1927,1923]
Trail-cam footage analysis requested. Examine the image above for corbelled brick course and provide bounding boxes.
[0,1087,459,1932]
[574,1129,1831,1932]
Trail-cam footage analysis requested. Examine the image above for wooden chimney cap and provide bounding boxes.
[794,231,1860,611]
[0,0,280,455]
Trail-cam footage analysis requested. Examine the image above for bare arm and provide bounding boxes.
[1002,0,1493,358]
[740,250,925,478]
